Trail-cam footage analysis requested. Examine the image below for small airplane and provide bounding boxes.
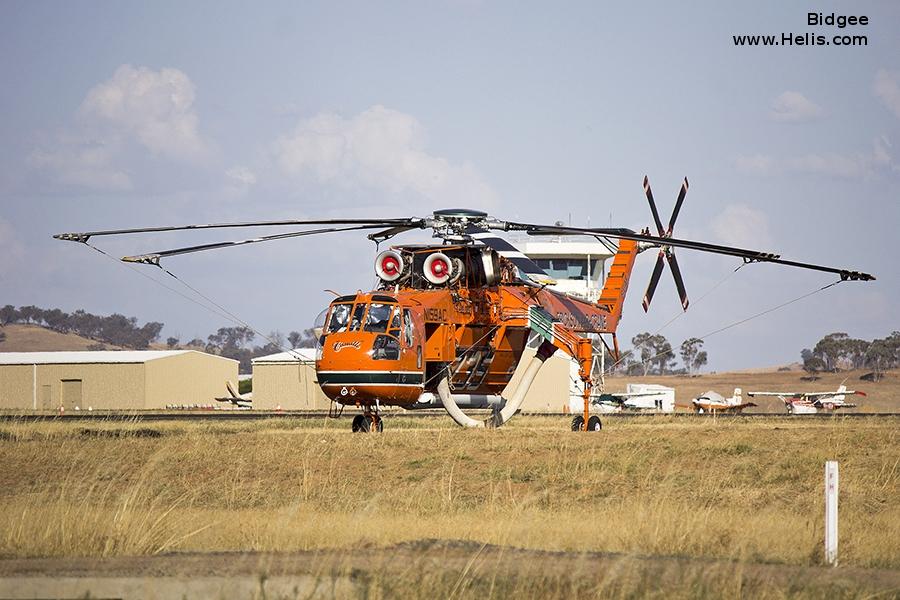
[748,385,865,414]
[691,388,756,414]
[592,384,674,413]
[54,176,874,432]
[215,381,252,409]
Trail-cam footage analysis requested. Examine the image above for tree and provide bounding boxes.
[0,305,17,325]
[206,326,255,353]
[844,338,871,370]
[137,322,164,348]
[166,336,180,348]
[813,332,849,372]
[287,331,303,348]
[255,331,286,356]
[288,329,319,349]
[801,348,826,380]
[631,332,655,376]
[631,332,676,375]
[680,338,708,376]
[866,332,900,376]
[18,305,40,324]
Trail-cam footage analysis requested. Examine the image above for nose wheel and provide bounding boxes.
[351,409,384,433]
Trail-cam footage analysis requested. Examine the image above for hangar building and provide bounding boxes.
[0,350,238,410]
[251,348,331,410]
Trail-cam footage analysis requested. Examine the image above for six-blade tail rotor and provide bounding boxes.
[641,176,690,312]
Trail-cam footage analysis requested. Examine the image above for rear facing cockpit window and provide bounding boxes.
[326,304,352,333]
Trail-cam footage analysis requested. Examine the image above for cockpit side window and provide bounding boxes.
[326,303,353,333]
[402,309,414,347]
[387,306,401,341]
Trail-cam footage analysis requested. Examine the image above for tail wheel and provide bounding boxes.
[587,416,602,431]
[571,415,585,431]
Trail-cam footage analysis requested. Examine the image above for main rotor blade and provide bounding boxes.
[121,224,389,265]
[666,250,690,310]
[466,227,556,285]
[54,218,424,243]
[503,222,875,281]
[643,176,665,236]
[367,224,424,244]
[642,251,666,312]
[667,177,689,235]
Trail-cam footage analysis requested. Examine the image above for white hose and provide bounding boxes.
[437,341,557,428]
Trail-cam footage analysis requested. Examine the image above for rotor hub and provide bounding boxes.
[430,208,489,243]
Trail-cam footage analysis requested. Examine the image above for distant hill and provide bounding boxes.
[0,324,125,352]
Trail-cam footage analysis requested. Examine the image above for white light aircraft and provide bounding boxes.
[591,383,675,413]
[748,385,865,414]
[691,388,756,414]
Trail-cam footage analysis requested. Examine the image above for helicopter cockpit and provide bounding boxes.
[320,294,414,362]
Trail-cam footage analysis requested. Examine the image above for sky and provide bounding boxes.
[0,0,897,370]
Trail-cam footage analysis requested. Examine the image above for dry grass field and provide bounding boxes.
[0,416,898,598]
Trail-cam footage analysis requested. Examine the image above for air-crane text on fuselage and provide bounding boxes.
[556,311,607,332]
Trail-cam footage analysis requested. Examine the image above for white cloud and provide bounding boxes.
[29,65,211,191]
[735,137,896,179]
[273,105,497,208]
[770,91,823,122]
[225,166,257,186]
[874,69,900,119]
[711,205,773,249]
[80,64,209,162]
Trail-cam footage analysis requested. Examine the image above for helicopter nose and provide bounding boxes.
[317,332,422,404]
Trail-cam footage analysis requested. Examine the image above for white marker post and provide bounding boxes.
[825,461,839,566]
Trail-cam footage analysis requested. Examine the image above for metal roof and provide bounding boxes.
[252,348,317,364]
[0,350,235,365]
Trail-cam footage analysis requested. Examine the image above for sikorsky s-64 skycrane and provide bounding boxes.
[55,177,875,431]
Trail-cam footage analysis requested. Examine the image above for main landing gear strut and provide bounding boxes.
[351,404,384,433]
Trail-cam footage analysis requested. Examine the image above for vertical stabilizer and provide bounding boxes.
[597,239,639,332]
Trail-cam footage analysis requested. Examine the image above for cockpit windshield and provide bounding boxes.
[326,303,352,333]
[364,303,394,333]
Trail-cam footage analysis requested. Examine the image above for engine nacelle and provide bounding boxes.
[423,252,458,285]
[374,250,405,282]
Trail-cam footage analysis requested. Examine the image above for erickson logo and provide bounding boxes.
[332,340,361,352]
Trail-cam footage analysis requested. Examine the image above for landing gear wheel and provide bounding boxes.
[367,415,384,433]
[587,415,602,431]
[351,414,367,432]
[571,415,585,431]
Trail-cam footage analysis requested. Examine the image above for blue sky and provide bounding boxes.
[0,1,897,369]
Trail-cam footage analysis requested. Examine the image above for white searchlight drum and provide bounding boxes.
[423,252,452,285]
[375,250,405,282]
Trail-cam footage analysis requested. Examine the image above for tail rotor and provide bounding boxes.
[641,176,690,312]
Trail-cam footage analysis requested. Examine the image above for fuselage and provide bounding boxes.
[314,242,631,408]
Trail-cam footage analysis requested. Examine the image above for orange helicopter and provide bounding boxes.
[55,177,874,432]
